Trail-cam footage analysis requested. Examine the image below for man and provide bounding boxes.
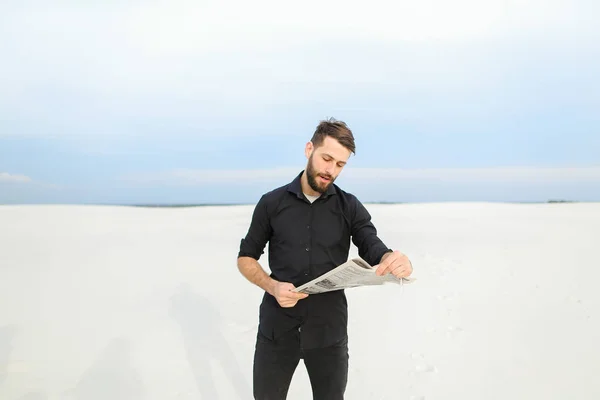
[237,118,413,400]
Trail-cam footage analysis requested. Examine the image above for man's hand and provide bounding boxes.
[270,281,309,308]
[375,250,413,278]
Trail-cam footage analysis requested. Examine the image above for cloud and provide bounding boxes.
[119,167,300,186]
[1,0,597,137]
[342,166,600,184]
[0,173,61,192]
[119,166,600,187]
[0,172,32,183]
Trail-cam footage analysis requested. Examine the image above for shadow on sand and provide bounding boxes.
[68,337,144,400]
[0,325,16,386]
[1,325,49,400]
[169,283,250,399]
[17,393,47,400]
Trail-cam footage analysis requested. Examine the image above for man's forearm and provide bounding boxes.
[237,256,277,296]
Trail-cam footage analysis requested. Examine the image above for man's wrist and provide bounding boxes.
[380,249,394,263]
[263,277,278,296]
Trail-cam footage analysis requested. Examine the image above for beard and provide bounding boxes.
[306,155,335,193]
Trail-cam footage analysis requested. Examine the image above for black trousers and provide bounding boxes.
[253,327,349,400]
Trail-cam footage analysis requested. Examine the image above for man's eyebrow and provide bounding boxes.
[322,153,347,164]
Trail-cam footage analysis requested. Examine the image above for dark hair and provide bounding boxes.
[311,117,356,154]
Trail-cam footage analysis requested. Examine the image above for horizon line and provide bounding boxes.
[0,199,593,207]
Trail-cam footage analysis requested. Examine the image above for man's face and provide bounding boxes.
[305,136,352,193]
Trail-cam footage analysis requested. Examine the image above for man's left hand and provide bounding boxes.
[375,250,413,278]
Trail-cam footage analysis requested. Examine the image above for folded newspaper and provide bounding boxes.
[291,257,415,295]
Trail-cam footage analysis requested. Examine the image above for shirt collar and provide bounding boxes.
[287,170,337,200]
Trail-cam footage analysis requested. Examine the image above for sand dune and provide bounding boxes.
[1,202,599,399]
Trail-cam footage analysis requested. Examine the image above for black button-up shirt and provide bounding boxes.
[238,170,392,349]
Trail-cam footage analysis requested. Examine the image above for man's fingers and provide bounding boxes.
[285,291,308,299]
[382,260,408,277]
[279,288,308,300]
[391,266,407,278]
[375,261,390,275]
[375,251,413,277]
[376,257,396,275]
[276,283,309,299]
[279,297,303,308]
[390,261,413,278]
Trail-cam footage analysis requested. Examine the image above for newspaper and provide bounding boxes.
[291,257,415,295]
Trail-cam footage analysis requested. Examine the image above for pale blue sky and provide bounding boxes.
[1,1,599,204]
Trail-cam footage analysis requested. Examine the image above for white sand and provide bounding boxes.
[1,202,599,400]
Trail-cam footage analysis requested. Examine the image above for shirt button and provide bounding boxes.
[305,247,310,251]
[306,225,310,229]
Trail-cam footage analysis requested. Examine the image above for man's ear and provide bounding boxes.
[304,141,314,159]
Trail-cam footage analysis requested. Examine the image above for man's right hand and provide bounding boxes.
[270,281,309,308]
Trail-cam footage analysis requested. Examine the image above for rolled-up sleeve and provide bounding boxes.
[238,195,272,260]
[350,198,392,266]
